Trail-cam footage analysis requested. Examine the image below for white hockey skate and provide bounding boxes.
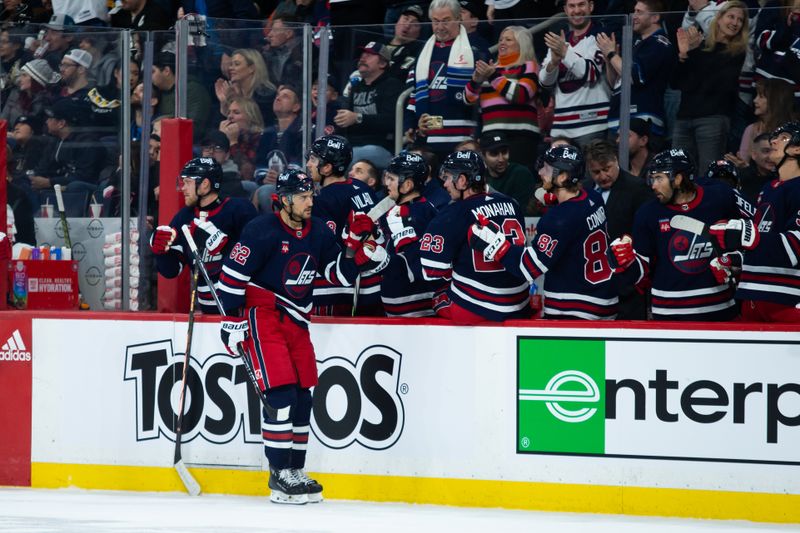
[268,468,308,505]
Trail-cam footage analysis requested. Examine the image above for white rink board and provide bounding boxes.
[30,318,800,496]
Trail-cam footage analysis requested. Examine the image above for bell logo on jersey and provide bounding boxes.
[283,253,318,298]
[668,230,713,274]
[311,345,405,450]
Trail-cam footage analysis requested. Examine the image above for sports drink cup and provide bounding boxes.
[41,204,54,218]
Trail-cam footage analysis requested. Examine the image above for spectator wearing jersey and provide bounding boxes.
[335,41,403,171]
[480,132,536,214]
[671,1,748,172]
[384,4,424,80]
[598,0,676,137]
[465,25,541,169]
[406,0,479,159]
[539,0,611,145]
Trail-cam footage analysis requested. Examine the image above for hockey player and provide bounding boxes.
[150,157,258,313]
[305,134,380,315]
[469,145,618,319]
[419,150,530,323]
[376,152,444,316]
[216,169,387,504]
[710,122,800,322]
[612,149,748,321]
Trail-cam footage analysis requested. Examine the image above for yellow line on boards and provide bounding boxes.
[30,463,800,524]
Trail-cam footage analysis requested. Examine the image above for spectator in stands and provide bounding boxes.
[0,58,59,127]
[294,0,330,27]
[540,0,610,146]
[623,117,654,178]
[8,115,52,185]
[751,0,800,102]
[39,15,75,70]
[58,48,92,99]
[152,51,211,138]
[200,130,250,199]
[384,4,424,79]
[598,0,676,138]
[215,48,275,127]
[335,41,403,171]
[465,25,540,169]
[29,97,105,199]
[731,132,776,203]
[0,28,29,101]
[459,0,490,56]
[311,73,342,137]
[110,0,172,30]
[671,0,748,172]
[406,0,479,159]
[79,35,117,87]
[681,0,720,33]
[131,82,159,143]
[262,14,303,87]
[253,84,303,209]
[486,0,550,34]
[220,95,264,184]
[736,78,796,163]
[480,131,536,213]
[583,138,653,319]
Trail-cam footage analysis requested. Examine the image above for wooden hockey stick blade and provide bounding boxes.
[174,459,202,496]
[345,196,396,258]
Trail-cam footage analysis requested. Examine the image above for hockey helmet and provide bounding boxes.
[770,121,800,147]
[385,152,428,191]
[276,168,314,197]
[439,150,486,187]
[180,157,222,191]
[542,144,584,185]
[705,159,739,187]
[308,134,353,175]
[646,149,695,184]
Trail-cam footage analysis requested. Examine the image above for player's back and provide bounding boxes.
[420,191,530,321]
[313,179,377,237]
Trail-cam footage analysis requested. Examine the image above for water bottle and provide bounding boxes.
[12,261,27,309]
[529,281,543,317]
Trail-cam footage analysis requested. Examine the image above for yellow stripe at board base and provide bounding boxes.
[28,462,800,524]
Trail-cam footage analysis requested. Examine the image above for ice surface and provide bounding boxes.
[0,488,796,533]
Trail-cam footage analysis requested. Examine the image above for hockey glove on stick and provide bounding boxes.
[610,235,635,272]
[468,215,509,261]
[710,251,743,285]
[354,239,390,275]
[534,187,558,207]
[345,210,376,255]
[220,317,249,357]
[193,218,229,256]
[709,219,759,252]
[386,205,418,251]
[150,225,176,254]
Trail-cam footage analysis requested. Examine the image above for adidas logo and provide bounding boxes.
[0,329,31,362]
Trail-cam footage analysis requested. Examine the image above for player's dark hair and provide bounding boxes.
[354,159,379,189]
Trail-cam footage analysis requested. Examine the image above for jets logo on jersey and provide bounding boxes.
[283,253,318,298]
[668,230,713,274]
[757,204,774,233]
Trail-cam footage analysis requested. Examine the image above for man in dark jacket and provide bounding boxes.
[334,41,403,170]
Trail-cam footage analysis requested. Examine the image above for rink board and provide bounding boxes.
[2,312,800,523]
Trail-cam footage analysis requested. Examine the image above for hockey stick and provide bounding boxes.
[179,225,271,412]
[53,184,72,249]
[348,196,396,315]
[669,214,723,255]
[173,258,202,497]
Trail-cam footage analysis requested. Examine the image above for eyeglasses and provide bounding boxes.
[59,62,77,69]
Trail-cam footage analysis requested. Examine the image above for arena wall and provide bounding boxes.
[1,311,799,523]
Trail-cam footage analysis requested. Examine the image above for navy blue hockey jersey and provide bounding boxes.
[378,197,444,317]
[631,184,744,320]
[217,213,358,328]
[311,178,379,311]
[420,192,530,321]
[157,197,258,314]
[501,189,618,320]
[737,177,800,306]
